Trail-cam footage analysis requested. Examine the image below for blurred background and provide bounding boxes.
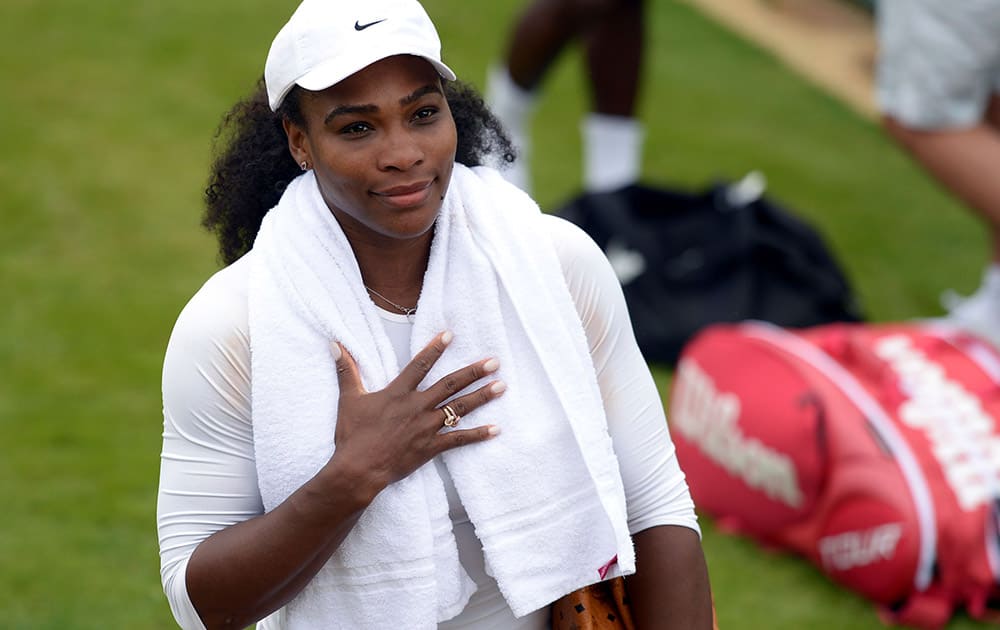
[0,0,989,627]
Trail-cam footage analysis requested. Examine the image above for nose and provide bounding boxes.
[377,127,424,172]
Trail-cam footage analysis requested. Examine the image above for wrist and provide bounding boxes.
[318,455,385,511]
[285,457,382,527]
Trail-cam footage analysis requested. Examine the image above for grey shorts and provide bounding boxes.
[876,0,1000,129]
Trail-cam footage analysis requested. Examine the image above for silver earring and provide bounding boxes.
[300,161,309,171]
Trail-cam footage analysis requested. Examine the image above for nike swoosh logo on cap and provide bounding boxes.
[355,18,386,31]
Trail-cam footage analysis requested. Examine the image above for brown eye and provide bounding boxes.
[413,107,438,122]
[340,121,374,136]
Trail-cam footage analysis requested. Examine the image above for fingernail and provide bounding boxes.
[441,330,453,345]
[487,425,501,437]
[490,380,507,395]
[329,341,342,361]
[483,358,499,373]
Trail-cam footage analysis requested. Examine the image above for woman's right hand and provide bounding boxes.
[328,331,505,500]
[182,330,500,629]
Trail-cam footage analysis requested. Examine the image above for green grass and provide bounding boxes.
[0,0,989,628]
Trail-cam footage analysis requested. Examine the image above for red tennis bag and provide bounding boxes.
[669,321,1000,628]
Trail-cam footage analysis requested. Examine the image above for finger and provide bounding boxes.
[330,341,365,395]
[392,330,453,391]
[430,379,506,429]
[437,424,501,453]
[422,357,501,407]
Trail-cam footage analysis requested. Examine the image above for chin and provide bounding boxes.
[379,213,439,240]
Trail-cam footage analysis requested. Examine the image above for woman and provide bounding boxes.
[157,0,714,628]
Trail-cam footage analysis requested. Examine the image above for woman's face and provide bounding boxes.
[287,55,458,243]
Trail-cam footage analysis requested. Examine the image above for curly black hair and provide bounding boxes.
[201,77,516,265]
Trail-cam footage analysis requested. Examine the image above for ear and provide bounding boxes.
[282,118,312,169]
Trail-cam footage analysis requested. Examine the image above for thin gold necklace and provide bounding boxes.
[364,285,417,317]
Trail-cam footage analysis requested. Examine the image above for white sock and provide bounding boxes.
[582,113,644,193]
[950,263,1000,347]
[943,262,1000,337]
[983,263,1000,293]
[485,65,536,192]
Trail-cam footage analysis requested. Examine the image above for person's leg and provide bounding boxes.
[881,109,1000,344]
[581,0,645,192]
[504,0,621,91]
[487,0,628,191]
[876,0,1000,345]
[985,91,1000,262]
[583,0,644,117]
[986,93,1000,129]
[881,114,1000,263]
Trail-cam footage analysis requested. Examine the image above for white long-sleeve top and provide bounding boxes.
[157,213,698,629]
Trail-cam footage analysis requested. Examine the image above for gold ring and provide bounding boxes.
[441,404,460,428]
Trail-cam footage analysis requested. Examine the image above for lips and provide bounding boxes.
[372,180,434,208]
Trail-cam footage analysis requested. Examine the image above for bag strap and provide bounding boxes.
[929,327,1000,584]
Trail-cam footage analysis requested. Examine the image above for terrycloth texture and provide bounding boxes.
[248,165,634,629]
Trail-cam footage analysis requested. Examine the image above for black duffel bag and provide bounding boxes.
[555,174,864,365]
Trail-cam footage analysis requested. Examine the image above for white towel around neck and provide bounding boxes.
[248,164,634,629]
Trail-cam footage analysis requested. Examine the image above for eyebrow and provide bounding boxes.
[400,84,443,106]
[323,84,444,125]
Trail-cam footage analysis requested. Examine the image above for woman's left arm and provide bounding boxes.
[630,525,713,629]
[545,214,714,629]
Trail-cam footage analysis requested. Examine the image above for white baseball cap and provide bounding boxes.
[264,0,457,111]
